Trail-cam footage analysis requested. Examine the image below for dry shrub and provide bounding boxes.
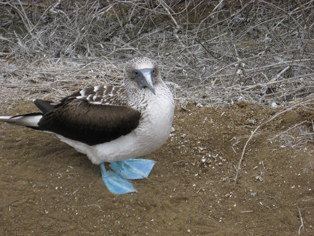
[0,0,313,106]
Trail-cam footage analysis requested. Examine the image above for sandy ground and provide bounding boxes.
[1,100,314,235]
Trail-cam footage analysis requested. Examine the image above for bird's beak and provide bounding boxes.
[135,68,155,94]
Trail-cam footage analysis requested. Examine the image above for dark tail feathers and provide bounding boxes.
[34,99,55,114]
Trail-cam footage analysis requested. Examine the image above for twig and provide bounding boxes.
[270,121,309,140]
[297,206,304,235]
[157,0,179,28]
[240,210,254,213]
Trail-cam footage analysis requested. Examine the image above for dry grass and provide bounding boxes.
[0,0,313,103]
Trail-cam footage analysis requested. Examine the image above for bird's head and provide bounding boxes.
[124,57,161,95]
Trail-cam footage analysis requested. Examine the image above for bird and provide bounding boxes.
[0,57,175,194]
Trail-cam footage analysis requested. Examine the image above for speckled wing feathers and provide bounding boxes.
[76,85,128,106]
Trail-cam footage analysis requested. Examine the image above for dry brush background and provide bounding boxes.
[0,0,312,102]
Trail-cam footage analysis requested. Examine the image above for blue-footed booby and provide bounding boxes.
[0,57,175,194]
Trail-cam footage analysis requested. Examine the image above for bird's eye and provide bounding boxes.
[135,71,138,75]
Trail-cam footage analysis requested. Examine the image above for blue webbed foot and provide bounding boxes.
[109,159,155,180]
[100,163,136,194]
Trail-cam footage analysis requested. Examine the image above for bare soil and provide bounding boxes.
[1,100,314,235]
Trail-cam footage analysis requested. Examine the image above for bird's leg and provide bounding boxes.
[100,163,136,194]
[109,159,155,180]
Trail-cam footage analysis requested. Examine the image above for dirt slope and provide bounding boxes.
[1,101,313,235]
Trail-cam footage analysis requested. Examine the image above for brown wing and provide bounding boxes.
[38,95,140,146]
